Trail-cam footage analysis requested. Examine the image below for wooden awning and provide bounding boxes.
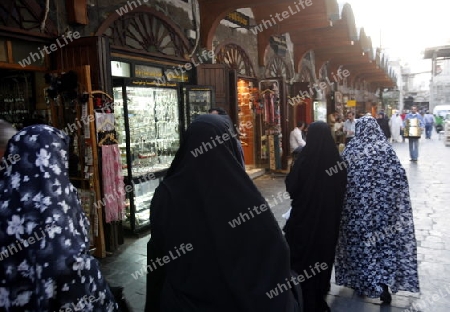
[199,0,396,88]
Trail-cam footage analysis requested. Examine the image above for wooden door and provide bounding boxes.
[196,64,232,117]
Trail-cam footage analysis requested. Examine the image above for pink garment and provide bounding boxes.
[101,144,126,223]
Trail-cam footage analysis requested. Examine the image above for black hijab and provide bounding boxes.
[146,114,299,312]
[284,121,347,293]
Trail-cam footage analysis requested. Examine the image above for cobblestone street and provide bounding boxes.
[101,136,450,312]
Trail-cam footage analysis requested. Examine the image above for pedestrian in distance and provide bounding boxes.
[423,110,435,139]
[389,111,403,143]
[403,105,425,161]
[284,121,347,312]
[0,125,119,311]
[335,116,420,305]
[145,114,302,312]
[376,113,391,141]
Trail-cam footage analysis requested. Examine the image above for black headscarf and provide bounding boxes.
[0,125,117,311]
[376,114,391,139]
[145,114,300,312]
[284,121,347,293]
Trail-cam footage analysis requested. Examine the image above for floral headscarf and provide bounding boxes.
[0,125,117,311]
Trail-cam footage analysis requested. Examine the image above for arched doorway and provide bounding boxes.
[215,42,258,166]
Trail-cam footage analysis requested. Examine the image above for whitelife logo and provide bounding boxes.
[18,32,81,68]
[115,0,148,16]
[266,262,328,299]
[288,67,351,106]
[131,243,193,279]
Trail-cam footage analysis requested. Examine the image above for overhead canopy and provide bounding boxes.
[198,0,396,89]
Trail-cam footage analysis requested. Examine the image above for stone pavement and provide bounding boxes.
[100,135,450,312]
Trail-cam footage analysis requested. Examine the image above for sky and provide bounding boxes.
[339,0,450,72]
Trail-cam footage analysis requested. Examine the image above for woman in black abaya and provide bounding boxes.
[145,114,301,312]
[284,121,347,312]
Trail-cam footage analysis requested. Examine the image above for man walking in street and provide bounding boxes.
[404,106,424,161]
[423,110,434,139]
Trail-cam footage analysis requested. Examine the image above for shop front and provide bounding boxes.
[262,54,293,171]
[0,6,109,257]
[95,7,213,234]
[110,59,206,233]
[1,2,204,255]
[214,42,260,167]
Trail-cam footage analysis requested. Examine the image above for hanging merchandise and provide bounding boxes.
[44,66,107,258]
[259,79,283,170]
[93,91,125,223]
[101,144,126,223]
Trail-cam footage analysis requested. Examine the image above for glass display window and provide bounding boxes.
[113,81,181,231]
[183,85,215,127]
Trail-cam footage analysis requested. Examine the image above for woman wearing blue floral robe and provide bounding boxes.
[335,116,420,303]
[0,125,118,311]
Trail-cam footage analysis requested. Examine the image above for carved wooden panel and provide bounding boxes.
[265,55,291,80]
[102,12,189,58]
[215,43,255,78]
[0,0,57,36]
[300,64,313,82]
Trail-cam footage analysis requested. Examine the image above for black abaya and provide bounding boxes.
[145,114,301,312]
[284,121,347,312]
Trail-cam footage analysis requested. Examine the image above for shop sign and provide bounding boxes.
[135,65,163,79]
[347,100,356,107]
[164,69,189,82]
[224,11,250,28]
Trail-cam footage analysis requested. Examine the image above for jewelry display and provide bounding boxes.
[113,85,180,230]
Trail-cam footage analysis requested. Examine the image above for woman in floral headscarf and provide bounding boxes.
[0,125,118,311]
[334,116,420,304]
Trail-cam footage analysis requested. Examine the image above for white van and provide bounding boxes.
[433,105,450,118]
